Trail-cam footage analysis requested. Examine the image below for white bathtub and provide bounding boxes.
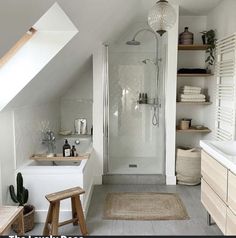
[18,135,98,223]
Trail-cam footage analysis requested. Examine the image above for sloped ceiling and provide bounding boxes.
[1,0,144,110]
[0,0,222,110]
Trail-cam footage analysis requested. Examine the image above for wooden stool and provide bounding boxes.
[43,187,88,236]
[0,206,24,235]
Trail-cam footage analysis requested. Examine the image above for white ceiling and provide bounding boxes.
[179,0,222,16]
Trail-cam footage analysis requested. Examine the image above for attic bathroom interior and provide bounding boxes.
[1,0,236,236]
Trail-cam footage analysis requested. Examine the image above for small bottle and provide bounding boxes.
[142,93,145,104]
[144,93,148,104]
[71,145,77,157]
[91,126,93,136]
[138,93,142,103]
[63,139,71,157]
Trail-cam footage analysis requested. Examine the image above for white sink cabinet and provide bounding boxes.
[200,140,236,235]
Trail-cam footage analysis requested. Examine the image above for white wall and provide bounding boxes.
[60,70,93,134]
[0,111,15,205]
[0,159,2,205]
[165,4,179,185]
[206,0,236,139]
[207,0,236,40]
[14,101,60,169]
[92,45,107,180]
[0,101,60,204]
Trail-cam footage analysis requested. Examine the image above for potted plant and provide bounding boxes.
[9,172,35,233]
[200,29,217,71]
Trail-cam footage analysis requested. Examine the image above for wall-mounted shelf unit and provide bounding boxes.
[137,102,159,107]
[177,73,213,78]
[177,102,212,105]
[176,19,213,149]
[176,127,211,133]
[178,44,210,51]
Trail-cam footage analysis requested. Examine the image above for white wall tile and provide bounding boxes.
[14,101,60,169]
[60,70,93,134]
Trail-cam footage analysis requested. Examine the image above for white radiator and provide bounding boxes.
[215,33,236,141]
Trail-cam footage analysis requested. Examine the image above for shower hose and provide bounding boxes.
[152,103,159,127]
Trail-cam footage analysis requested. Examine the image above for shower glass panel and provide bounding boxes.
[107,33,165,175]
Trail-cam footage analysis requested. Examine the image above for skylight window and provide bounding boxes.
[0,3,78,111]
[0,28,36,68]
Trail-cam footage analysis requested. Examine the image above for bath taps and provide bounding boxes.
[42,130,56,142]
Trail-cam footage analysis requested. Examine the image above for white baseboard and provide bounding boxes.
[166,175,176,185]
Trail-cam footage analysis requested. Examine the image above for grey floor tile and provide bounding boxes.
[87,220,113,235]
[122,220,154,235]
[12,184,223,236]
[111,220,124,235]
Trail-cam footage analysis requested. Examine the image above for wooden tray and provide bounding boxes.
[30,153,89,161]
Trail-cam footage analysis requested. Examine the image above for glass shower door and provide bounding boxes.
[107,47,165,175]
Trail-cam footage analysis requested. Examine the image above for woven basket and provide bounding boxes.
[12,205,35,233]
[176,147,201,185]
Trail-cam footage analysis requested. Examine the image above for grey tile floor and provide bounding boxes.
[25,184,222,236]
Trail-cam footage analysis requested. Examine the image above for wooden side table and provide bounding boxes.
[0,206,24,235]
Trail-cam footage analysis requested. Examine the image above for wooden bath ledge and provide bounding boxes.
[30,153,90,161]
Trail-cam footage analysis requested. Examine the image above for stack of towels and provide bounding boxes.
[179,86,206,102]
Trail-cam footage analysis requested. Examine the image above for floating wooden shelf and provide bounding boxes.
[138,102,158,106]
[176,127,211,133]
[177,73,213,78]
[177,101,212,105]
[30,153,89,161]
[178,44,210,51]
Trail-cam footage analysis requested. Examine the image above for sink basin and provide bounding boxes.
[207,141,236,157]
[200,140,236,173]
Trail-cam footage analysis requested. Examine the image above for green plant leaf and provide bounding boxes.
[22,187,29,204]
[9,185,18,203]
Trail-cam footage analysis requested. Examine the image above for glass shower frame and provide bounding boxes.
[103,37,167,175]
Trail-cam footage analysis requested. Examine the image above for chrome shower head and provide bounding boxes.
[126,39,141,46]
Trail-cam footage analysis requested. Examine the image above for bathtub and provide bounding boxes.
[18,135,99,223]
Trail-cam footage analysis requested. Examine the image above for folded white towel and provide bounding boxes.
[180,99,206,102]
[182,86,202,91]
[180,89,201,94]
[180,94,206,99]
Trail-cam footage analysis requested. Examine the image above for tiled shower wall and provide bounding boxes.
[14,101,60,169]
[107,23,166,174]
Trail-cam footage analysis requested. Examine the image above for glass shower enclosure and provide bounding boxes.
[104,29,166,175]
